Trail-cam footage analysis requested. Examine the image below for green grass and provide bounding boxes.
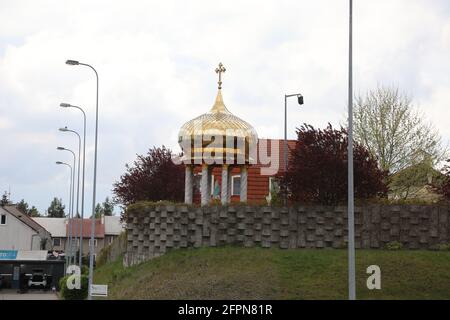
[94,247,450,300]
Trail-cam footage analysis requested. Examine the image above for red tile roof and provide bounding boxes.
[67,218,105,238]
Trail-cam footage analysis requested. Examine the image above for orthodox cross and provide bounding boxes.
[215,62,226,89]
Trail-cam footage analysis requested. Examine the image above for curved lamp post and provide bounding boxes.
[66,59,99,300]
[59,127,82,265]
[57,145,77,265]
[60,103,87,270]
[55,161,73,267]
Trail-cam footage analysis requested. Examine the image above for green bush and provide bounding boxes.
[59,274,89,300]
[429,243,450,251]
[96,245,111,267]
[385,241,404,250]
[81,265,89,275]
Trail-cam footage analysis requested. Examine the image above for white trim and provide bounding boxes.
[231,175,241,196]
[89,239,98,247]
[269,177,276,192]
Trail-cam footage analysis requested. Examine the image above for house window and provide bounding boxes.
[89,239,98,247]
[194,173,216,195]
[0,214,6,225]
[231,175,241,196]
[269,177,280,194]
[53,238,61,247]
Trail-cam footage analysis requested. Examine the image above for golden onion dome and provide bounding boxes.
[178,63,258,164]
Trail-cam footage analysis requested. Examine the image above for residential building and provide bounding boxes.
[33,217,67,251]
[33,215,125,259]
[0,205,51,251]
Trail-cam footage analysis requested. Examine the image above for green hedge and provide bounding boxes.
[59,274,89,300]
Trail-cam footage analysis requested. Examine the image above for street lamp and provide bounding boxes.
[55,161,73,267]
[57,145,77,265]
[283,93,304,204]
[66,59,99,300]
[59,127,82,265]
[347,0,356,301]
[60,103,87,270]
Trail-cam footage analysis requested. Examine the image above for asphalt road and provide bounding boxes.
[0,289,59,300]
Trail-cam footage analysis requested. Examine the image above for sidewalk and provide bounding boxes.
[0,289,59,300]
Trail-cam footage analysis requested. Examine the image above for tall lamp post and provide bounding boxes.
[55,161,73,267]
[66,59,99,300]
[284,93,304,204]
[57,146,77,265]
[347,0,356,301]
[60,103,87,270]
[59,127,82,265]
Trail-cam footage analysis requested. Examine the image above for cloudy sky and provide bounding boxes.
[0,0,449,215]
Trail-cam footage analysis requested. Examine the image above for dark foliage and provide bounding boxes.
[1,192,10,206]
[113,146,184,208]
[59,274,89,300]
[47,197,65,218]
[283,124,388,205]
[17,199,41,217]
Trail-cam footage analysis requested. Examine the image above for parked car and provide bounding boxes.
[28,270,47,288]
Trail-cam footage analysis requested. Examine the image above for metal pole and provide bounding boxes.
[70,150,76,265]
[58,162,72,268]
[67,129,82,265]
[78,63,99,301]
[59,148,76,265]
[74,108,87,270]
[347,0,356,301]
[284,95,288,205]
[283,93,302,205]
[67,164,73,268]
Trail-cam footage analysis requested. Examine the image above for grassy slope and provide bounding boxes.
[94,247,450,300]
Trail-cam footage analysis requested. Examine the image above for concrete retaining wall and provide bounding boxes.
[124,205,450,267]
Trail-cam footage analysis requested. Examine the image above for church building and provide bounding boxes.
[178,63,296,205]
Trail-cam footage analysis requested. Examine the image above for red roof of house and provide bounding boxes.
[67,218,105,238]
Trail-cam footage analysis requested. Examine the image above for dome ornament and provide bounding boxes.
[215,62,226,89]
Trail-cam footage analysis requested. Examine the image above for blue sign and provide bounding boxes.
[0,250,18,260]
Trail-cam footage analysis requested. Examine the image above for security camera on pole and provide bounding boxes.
[283,93,303,205]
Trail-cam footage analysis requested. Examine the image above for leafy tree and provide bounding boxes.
[47,197,66,218]
[93,203,102,218]
[353,86,445,174]
[28,206,41,217]
[389,157,445,200]
[113,146,184,207]
[102,197,114,216]
[16,199,41,217]
[92,198,114,218]
[283,124,388,205]
[434,159,450,201]
[17,199,29,213]
[1,191,10,206]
